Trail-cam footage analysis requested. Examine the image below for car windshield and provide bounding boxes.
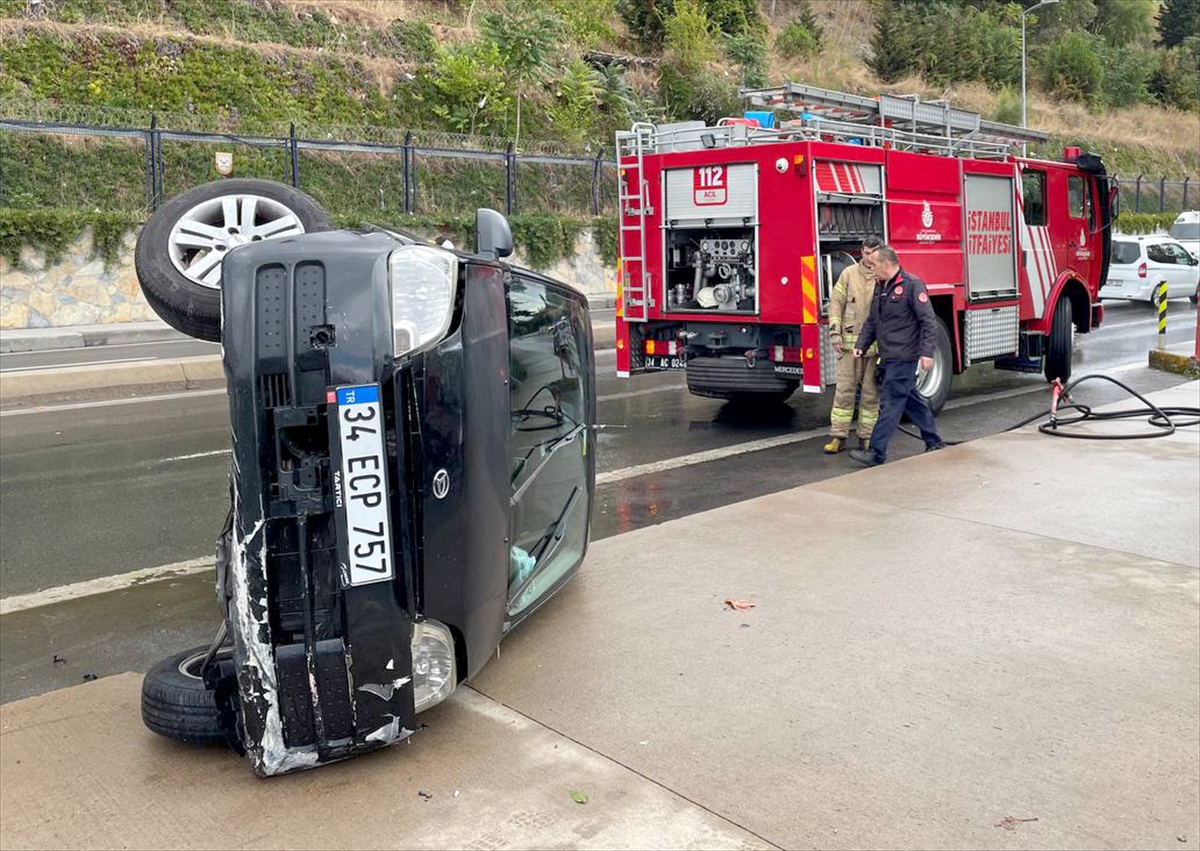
[1111,241,1141,264]
[1170,222,1200,241]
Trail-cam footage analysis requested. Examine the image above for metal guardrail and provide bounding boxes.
[0,112,618,218]
[1111,174,1194,216]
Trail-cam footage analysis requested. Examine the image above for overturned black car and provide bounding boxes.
[136,180,595,775]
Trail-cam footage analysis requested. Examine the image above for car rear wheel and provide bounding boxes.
[142,645,234,747]
[134,179,332,342]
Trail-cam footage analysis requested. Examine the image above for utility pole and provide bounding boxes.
[1021,0,1058,155]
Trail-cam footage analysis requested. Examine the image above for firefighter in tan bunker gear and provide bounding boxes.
[824,237,883,454]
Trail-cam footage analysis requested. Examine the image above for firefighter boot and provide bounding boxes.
[823,436,845,454]
[858,437,871,452]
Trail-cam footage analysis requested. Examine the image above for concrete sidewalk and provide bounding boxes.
[2,383,1197,851]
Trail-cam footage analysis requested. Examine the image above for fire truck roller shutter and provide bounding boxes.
[964,175,1019,301]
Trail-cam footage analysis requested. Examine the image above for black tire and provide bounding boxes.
[1043,297,1073,383]
[686,356,797,402]
[914,316,953,414]
[134,179,332,342]
[142,645,231,746]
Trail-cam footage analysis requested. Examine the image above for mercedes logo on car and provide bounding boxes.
[431,468,450,500]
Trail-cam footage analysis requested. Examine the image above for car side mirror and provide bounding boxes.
[476,208,513,259]
[1108,186,1120,221]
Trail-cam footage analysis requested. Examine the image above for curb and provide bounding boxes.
[0,322,184,354]
[0,355,224,401]
[1148,348,1200,378]
[0,324,616,400]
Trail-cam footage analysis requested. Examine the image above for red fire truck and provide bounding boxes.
[613,84,1116,410]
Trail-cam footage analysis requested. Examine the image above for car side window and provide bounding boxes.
[1167,243,1197,265]
[1068,175,1085,220]
[1112,242,1140,264]
[505,273,592,616]
[1022,170,1046,226]
[1146,244,1173,264]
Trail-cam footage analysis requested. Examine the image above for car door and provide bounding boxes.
[1163,242,1199,297]
[504,271,596,628]
[1145,242,1181,298]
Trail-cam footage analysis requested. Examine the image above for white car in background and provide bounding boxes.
[1103,233,1200,304]
[1169,210,1200,261]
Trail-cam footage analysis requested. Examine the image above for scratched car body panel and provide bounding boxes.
[212,223,596,775]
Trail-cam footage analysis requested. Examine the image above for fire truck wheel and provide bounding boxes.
[142,645,233,747]
[1043,298,1074,383]
[134,179,332,342]
[914,317,953,414]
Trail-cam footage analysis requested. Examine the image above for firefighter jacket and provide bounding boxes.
[857,268,938,363]
[828,262,876,348]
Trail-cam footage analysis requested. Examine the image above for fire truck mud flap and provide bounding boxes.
[686,356,797,403]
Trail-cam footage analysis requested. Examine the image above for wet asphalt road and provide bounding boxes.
[0,299,1196,701]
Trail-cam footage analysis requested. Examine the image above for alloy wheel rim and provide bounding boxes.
[167,194,305,289]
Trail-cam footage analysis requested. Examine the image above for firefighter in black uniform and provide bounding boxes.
[849,245,945,466]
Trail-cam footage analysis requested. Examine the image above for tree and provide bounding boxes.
[428,41,512,136]
[1040,31,1104,104]
[480,2,563,148]
[1158,0,1200,47]
[868,1,919,83]
[545,59,601,145]
[1149,43,1200,110]
[1089,0,1154,46]
[663,0,715,75]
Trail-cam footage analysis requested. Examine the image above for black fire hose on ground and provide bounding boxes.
[899,373,1200,445]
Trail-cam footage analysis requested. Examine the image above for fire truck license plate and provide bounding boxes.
[645,355,686,370]
[331,383,394,587]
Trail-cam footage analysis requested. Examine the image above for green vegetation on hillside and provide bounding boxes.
[0,0,1196,262]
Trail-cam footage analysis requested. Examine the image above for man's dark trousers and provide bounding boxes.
[869,360,942,462]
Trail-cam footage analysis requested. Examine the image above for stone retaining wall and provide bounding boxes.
[1,227,616,329]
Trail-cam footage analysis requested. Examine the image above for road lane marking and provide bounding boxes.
[0,381,1063,611]
[594,381,1069,485]
[0,388,228,417]
[0,356,1182,612]
[0,356,158,373]
[0,558,213,616]
[161,449,232,463]
[598,383,686,402]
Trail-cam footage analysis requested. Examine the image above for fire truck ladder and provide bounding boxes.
[614,122,656,322]
[739,83,1049,157]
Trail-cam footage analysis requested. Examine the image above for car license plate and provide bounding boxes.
[645,355,686,370]
[330,384,393,588]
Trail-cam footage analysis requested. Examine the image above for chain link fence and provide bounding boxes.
[0,101,618,221]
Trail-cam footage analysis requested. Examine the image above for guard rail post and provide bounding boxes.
[591,147,604,217]
[289,123,299,188]
[505,142,515,216]
[402,130,412,215]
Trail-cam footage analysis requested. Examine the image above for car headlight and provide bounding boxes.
[411,619,456,713]
[388,245,458,357]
